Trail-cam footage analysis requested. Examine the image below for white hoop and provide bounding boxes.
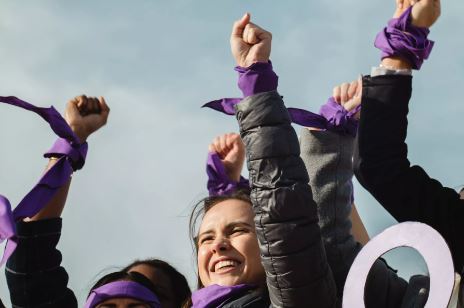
[343,222,455,308]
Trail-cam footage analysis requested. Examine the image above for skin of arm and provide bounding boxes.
[25,95,109,221]
[350,204,370,245]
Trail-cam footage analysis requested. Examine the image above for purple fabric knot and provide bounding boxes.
[204,97,359,136]
[235,61,278,97]
[318,97,360,136]
[0,96,86,266]
[45,138,88,170]
[192,284,255,308]
[290,97,360,136]
[84,281,161,308]
[374,6,434,70]
[207,152,250,196]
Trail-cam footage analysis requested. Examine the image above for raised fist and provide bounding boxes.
[208,133,245,182]
[332,76,362,119]
[230,13,272,68]
[65,95,110,143]
[394,0,441,28]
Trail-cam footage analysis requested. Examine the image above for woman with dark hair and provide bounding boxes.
[186,14,338,308]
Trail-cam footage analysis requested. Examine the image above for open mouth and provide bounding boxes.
[212,259,242,273]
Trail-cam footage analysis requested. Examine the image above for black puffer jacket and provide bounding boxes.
[235,91,338,308]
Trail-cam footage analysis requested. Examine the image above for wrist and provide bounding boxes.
[381,57,413,70]
[70,125,88,143]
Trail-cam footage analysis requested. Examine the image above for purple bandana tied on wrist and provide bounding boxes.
[204,97,360,137]
[235,61,278,97]
[84,281,161,308]
[203,62,360,136]
[192,284,255,308]
[374,6,434,70]
[207,152,250,196]
[0,96,87,266]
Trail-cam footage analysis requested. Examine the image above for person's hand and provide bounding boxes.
[65,95,110,143]
[394,0,441,28]
[209,133,245,182]
[230,13,272,68]
[332,76,362,120]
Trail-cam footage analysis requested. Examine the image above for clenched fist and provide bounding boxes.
[230,13,272,68]
[394,0,441,28]
[65,95,110,143]
[209,133,245,182]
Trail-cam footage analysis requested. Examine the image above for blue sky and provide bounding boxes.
[1,0,463,305]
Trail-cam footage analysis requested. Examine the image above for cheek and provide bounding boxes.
[197,246,211,279]
[233,234,261,261]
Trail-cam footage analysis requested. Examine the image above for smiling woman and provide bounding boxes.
[197,198,264,288]
[189,191,259,289]
[185,13,337,308]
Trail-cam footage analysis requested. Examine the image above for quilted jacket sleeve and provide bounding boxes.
[235,91,337,308]
[5,218,77,308]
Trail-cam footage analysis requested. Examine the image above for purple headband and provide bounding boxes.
[84,281,161,308]
[203,97,360,137]
[374,6,434,70]
[0,96,87,266]
[207,152,250,196]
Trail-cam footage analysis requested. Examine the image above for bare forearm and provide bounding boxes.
[350,204,370,245]
[24,158,72,221]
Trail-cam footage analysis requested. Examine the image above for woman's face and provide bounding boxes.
[197,199,265,287]
[127,265,175,308]
[96,298,151,308]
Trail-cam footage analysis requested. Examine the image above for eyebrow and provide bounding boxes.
[198,221,254,239]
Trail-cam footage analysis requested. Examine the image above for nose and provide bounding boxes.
[211,237,230,253]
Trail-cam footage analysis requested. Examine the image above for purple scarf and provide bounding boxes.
[85,281,161,308]
[203,97,360,137]
[375,6,434,70]
[192,284,255,308]
[0,96,87,265]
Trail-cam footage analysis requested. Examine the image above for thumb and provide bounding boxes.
[65,99,81,122]
[231,12,250,38]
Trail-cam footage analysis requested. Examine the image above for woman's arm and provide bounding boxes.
[6,95,109,307]
[350,204,369,245]
[26,95,109,221]
[354,0,464,270]
[230,14,337,308]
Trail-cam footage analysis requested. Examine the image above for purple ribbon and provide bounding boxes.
[236,61,279,97]
[192,284,255,308]
[84,281,161,308]
[0,96,87,266]
[203,97,360,137]
[374,6,434,70]
[207,152,250,196]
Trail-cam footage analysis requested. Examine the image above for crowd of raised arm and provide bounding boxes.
[1,0,463,307]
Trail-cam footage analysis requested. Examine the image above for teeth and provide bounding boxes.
[215,260,239,272]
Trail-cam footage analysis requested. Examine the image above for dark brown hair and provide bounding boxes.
[122,258,191,308]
